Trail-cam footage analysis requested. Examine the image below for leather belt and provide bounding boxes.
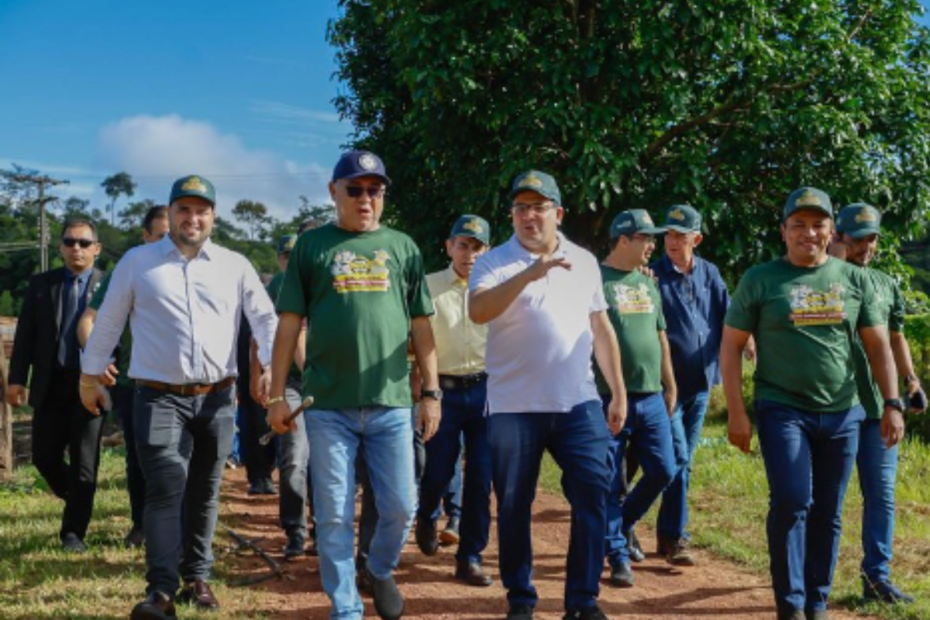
[136,376,236,397]
[439,372,488,391]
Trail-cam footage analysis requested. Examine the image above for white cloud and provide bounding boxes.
[95,114,333,220]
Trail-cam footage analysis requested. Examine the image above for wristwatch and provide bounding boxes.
[883,397,906,413]
[421,388,443,401]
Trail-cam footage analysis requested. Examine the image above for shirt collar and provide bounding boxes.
[64,265,94,282]
[445,264,468,286]
[161,233,215,260]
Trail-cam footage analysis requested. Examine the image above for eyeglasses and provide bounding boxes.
[511,202,555,216]
[344,185,386,199]
[62,238,95,249]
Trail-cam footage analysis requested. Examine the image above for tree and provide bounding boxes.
[0,291,14,317]
[59,196,91,220]
[329,0,930,278]
[101,172,137,227]
[118,198,158,230]
[232,199,271,240]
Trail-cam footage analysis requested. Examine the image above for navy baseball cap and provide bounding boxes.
[610,209,667,239]
[276,234,297,254]
[783,187,833,221]
[663,205,702,233]
[450,214,491,245]
[836,203,881,238]
[332,150,391,185]
[169,175,216,206]
[508,170,561,204]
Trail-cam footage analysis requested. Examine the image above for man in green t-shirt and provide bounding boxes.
[831,203,925,604]
[598,209,678,589]
[76,205,169,549]
[720,187,903,620]
[267,151,439,620]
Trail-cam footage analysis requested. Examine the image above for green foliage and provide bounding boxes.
[231,199,271,241]
[100,172,136,227]
[0,291,13,316]
[330,0,930,279]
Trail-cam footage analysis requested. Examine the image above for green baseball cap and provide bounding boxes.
[783,187,832,221]
[169,175,216,206]
[450,214,490,245]
[276,234,297,254]
[610,209,668,239]
[836,203,881,239]
[663,204,702,233]
[508,170,561,204]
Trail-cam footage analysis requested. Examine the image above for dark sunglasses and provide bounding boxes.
[345,185,385,199]
[62,238,95,249]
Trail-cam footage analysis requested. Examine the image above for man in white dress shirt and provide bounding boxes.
[80,175,278,620]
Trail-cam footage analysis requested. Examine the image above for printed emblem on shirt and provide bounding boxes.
[612,283,655,314]
[788,283,846,326]
[331,249,392,293]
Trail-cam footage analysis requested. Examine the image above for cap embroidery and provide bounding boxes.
[181,176,207,193]
[358,153,378,171]
[796,190,821,207]
[669,208,685,221]
[855,209,877,223]
[463,220,483,233]
[520,173,543,188]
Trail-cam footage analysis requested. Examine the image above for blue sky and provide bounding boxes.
[0,0,350,220]
[1,1,929,223]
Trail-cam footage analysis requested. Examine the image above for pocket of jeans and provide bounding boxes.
[134,389,178,449]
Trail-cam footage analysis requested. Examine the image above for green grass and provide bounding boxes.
[0,448,272,619]
[539,391,930,620]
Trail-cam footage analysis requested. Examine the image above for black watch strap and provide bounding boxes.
[884,397,906,413]
[421,388,443,401]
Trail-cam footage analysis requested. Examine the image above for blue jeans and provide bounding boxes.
[755,400,864,614]
[134,384,235,597]
[657,391,710,540]
[488,400,611,612]
[306,407,416,620]
[440,442,464,520]
[857,418,898,583]
[604,393,675,566]
[418,380,491,563]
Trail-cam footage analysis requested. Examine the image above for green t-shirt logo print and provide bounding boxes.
[330,249,392,293]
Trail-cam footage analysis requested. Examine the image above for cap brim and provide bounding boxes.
[337,171,392,185]
[452,231,489,244]
[664,225,696,233]
[507,187,559,202]
[784,206,833,221]
[641,226,668,234]
[842,227,881,239]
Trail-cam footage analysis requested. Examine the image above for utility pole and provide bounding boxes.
[8,174,68,271]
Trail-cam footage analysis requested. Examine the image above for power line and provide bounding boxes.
[5,174,69,271]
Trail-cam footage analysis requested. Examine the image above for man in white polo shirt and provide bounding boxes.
[470,170,627,620]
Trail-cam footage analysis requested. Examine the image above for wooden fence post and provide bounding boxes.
[0,343,12,482]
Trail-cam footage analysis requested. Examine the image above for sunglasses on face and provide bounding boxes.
[344,185,386,199]
[62,238,95,249]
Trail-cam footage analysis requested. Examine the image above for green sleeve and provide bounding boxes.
[88,272,112,310]
[276,238,309,316]
[856,271,884,328]
[405,243,435,318]
[889,280,906,333]
[724,271,759,333]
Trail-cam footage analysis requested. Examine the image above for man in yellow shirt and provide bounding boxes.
[415,214,494,587]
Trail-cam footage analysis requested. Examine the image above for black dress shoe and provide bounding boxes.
[130,591,177,620]
[626,529,645,563]
[367,568,404,620]
[439,516,460,546]
[283,532,306,560]
[862,576,915,604]
[61,532,87,553]
[177,579,219,610]
[454,559,493,586]
[415,517,438,556]
[506,604,534,620]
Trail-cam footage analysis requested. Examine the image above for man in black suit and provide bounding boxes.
[7,219,105,552]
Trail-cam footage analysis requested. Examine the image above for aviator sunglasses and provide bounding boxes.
[62,237,95,249]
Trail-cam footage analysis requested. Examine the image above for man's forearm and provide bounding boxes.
[270,313,302,397]
[659,331,677,396]
[720,328,750,419]
[410,316,439,390]
[591,312,625,400]
[862,327,900,400]
[469,270,532,324]
[890,331,918,383]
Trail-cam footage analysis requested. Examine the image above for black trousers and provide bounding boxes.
[31,366,105,540]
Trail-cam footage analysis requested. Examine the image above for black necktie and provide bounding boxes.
[57,276,82,368]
